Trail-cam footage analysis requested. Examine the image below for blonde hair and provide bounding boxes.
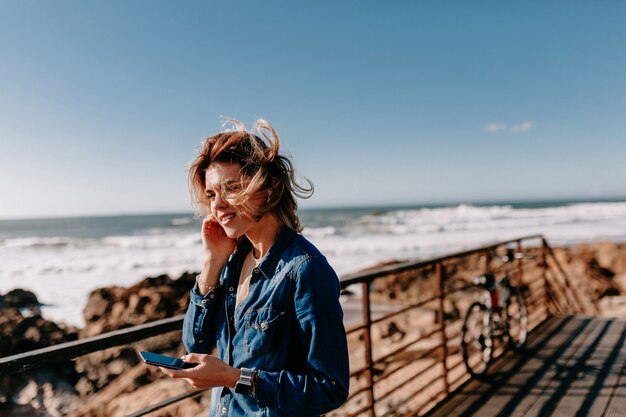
[188,118,313,232]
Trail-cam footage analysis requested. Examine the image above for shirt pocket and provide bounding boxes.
[244,308,287,355]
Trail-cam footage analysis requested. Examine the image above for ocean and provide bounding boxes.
[2,199,626,327]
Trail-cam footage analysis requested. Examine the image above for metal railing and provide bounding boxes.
[0,235,596,416]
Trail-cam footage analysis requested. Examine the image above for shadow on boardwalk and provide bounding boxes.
[426,315,626,417]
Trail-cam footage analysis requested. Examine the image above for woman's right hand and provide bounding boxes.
[201,215,236,264]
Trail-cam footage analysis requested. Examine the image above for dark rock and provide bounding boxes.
[1,272,202,417]
[0,309,78,357]
[0,289,40,308]
[0,300,80,415]
[81,271,196,337]
[381,321,406,342]
[588,258,616,279]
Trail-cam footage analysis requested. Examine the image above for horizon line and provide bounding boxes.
[2,195,626,222]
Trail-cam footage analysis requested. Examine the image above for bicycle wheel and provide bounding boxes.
[505,285,528,350]
[461,302,493,378]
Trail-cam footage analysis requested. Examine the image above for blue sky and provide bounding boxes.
[1,1,625,219]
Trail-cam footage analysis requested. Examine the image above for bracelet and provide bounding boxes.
[196,275,221,293]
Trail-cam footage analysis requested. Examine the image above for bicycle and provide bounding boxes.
[461,249,528,378]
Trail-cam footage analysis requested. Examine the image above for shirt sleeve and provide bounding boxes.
[182,281,225,354]
[254,256,350,416]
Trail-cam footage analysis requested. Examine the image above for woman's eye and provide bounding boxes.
[223,186,241,196]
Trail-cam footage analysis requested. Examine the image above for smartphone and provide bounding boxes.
[139,351,196,370]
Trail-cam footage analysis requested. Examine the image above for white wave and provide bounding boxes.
[171,217,195,226]
[2,201,626,326]
[302,226,337,238]
[347,202,626,236]
[101,232,199,249]
[1,237,83,248]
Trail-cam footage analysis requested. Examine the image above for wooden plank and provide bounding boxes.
[462,316,583,417]
[422,317,546,417]
[551,319,626,416]
[515,317,608,417]
[426,316,626,417]
[425,316,568,417]
[479,316,599,417]
[603,342,626,417]
[577,319,626,417]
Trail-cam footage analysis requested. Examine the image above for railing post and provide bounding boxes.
[541,238,551,315]
[436,261,450,394]
[516,240,524,285]
[361,280,375,417]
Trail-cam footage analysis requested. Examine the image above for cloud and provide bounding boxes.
[483,120,535,133]
[510,120,535,133]
[483,123,508,132]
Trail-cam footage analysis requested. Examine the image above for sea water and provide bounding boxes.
[2,199,626,327]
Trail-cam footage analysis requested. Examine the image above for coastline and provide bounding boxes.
[3,200,626,328]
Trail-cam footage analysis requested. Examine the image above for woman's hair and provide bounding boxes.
[188,118,313,232]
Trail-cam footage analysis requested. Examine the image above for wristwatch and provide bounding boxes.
[234,368,256,395]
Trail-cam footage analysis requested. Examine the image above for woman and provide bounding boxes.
[160,119,350,416]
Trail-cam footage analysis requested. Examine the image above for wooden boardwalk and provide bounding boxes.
[427,315,626,417]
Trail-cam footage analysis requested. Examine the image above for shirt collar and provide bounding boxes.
[234,226,297,279]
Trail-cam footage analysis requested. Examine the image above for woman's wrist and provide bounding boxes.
[196,257,227,295]
[227,367,241,389]
[195,275,221,294]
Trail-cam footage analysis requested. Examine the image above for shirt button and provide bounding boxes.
[229,287,235,292]
[209,293,215,299]
[201,299,207,305]
[222,407,227,413]
[253,268,260,274]
[199,339,204,344]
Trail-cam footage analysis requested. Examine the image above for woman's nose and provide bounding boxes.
[212,192,229,210]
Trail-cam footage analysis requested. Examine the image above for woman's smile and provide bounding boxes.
[218,212,237,225]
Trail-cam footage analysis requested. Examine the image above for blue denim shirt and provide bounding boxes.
[182,227,350,417]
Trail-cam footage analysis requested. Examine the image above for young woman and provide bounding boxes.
[160,119,349,416]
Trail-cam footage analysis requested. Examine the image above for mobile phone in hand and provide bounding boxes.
[139,351,196,370]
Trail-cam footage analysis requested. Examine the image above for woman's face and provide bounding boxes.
[204,162,260,239]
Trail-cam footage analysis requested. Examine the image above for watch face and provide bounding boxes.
[235,382,251,395]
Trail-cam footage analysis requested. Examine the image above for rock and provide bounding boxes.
[1,269,197,417]
[15,380,39,405]
[82,287,125,323]
[81,272,195,337]
[66,270,198,413]
[381,321,406,342]
[0,404,50,417]
[0,289,40,308]
[0,309,78,357]
[0,290,80,417]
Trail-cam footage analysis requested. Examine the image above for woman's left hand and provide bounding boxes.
[159,353,240,390]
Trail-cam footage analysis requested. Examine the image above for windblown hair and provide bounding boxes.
[188,118,313,232]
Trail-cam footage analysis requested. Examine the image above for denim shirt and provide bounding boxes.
[182,227,350,417]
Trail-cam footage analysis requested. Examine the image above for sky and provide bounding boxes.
[1,1,625,219]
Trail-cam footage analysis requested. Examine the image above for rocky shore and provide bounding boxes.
[1,241,625,417]
[0,273,209,417]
